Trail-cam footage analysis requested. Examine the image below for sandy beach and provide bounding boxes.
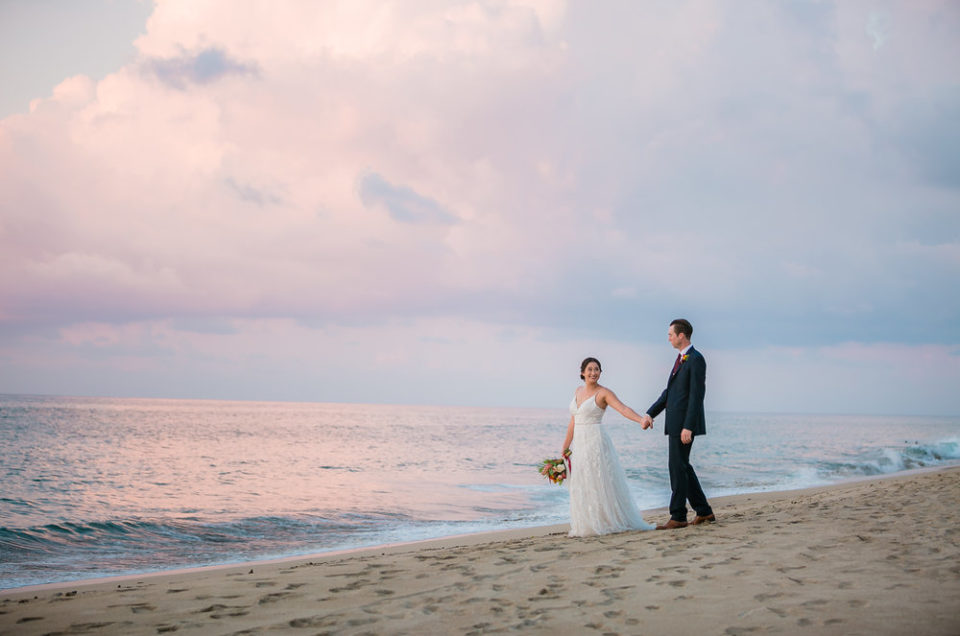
[2,466,959,635]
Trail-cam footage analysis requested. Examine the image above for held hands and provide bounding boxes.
[640,414,653,430]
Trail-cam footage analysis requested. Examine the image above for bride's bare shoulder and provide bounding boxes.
[594,385,612,403]
[597,386,622,404]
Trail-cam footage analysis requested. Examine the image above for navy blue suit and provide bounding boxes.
[647,346,713,522]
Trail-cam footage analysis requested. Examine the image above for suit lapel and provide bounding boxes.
[668,347,695,385]
[667,353,681,385]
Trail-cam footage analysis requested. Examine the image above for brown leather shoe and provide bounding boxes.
[655,519,689,530]
[692,514,716,525]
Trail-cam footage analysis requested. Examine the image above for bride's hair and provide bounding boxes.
[580,357,602,380]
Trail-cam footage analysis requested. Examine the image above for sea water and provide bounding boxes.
[1,394,958,590]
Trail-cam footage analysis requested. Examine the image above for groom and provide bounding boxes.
[642,319,715,529]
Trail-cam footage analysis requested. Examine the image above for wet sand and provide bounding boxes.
[2,466,959,635]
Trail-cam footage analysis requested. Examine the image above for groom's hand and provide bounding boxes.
[681,428,693,444]
[641,414,653,430]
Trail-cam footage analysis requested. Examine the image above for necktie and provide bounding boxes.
[671,352,682,375]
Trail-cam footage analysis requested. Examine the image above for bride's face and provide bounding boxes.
[582,362,601,383]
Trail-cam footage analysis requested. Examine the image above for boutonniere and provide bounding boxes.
[681,354,689,363]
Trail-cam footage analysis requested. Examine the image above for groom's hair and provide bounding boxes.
[580,357,602,379]
[670,319,693,338]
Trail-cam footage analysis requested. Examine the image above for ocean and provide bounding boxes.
[1,394,958,590]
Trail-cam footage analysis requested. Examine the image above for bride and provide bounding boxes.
[562,357,655,536]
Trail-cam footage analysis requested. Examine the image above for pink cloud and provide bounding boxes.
[1,2,958,411]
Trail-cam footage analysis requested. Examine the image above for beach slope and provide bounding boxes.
[2,467,959,635]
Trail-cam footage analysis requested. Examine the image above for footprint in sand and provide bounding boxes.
[593,565,624,578]
[530,587,560,601]
[197,603,249,618]
[330,578,374,593]
[259,592,294,605]
[599,586,635,604]
[372,568,406,579]
[194,603,241,614]
[582,620,609,631]
[347,617,379,627]
[288,615,339,628]
[77,622,121,633]
[108,602,156,614]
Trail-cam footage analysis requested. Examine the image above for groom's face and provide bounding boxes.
[668,325,686,350]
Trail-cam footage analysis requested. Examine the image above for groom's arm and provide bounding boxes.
[681,354,706,433]
[647,387,668,419]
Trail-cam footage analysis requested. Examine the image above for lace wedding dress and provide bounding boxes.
[568,393,654,536]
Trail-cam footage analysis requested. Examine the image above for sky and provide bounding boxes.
[1,1,958,415]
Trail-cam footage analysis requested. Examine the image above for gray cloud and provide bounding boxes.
[225,178,284,207]
[144,47,257,88]
[358,172,459,225]
[891,87,960,188]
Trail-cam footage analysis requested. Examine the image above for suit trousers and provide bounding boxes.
[668,435,712,522]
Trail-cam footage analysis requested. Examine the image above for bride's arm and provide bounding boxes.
[599,388,650,427]
[562,415,574,453]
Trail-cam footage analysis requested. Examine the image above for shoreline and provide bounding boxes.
[3,465,958,634]
[2,463,958,596]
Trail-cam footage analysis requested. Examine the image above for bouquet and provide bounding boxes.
[538,449,572,485]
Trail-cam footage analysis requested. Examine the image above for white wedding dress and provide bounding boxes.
[568,394,654,536]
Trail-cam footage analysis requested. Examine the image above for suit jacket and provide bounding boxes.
[647,346,707,437]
